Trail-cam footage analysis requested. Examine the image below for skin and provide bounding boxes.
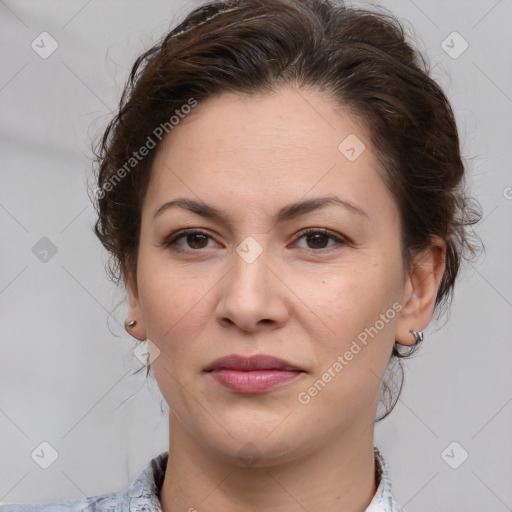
[125,85,446,512]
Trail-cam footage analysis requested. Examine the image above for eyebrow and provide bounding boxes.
[153,195,368,224]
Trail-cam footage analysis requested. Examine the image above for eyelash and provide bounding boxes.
[163,228,349,254]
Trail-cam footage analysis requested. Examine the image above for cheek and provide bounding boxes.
[295,263,402,417]
[140,280,213,351]
[293,259,401,344]
[294,266,400,419]
[136,259,213,407]
[137,246,217,341]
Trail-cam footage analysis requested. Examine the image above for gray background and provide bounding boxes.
[1,0,511,510]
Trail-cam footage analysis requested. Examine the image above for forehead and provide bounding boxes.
[145,87,396,224]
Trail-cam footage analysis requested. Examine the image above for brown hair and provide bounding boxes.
[92,0,482,420]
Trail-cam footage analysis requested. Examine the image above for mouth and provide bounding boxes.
[204,353,304,372]
[204,354,305,394]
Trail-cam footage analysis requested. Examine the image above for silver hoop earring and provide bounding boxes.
[126,319,137,328]
[409,330,423,344]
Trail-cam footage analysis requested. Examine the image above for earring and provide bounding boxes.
[126,319,137,328]
[409,330,423,344]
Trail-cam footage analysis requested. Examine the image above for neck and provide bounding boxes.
[159,414,378,512]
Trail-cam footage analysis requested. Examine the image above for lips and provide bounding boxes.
[204,354,304,372]
[204,354,305,394]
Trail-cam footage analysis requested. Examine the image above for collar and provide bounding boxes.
[124,446,403,511]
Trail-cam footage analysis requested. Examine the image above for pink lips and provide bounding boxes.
[204,354,305,394]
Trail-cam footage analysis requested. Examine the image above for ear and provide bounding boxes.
[124,267,147,342]
[395,236,446,346]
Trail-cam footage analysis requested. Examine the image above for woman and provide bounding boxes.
[2,0,481,510]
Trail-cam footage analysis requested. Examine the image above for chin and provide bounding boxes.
[197,420,315,468]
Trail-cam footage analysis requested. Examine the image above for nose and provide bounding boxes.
[215,246,289,334]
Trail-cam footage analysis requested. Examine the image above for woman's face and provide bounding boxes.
[128,86,418,464]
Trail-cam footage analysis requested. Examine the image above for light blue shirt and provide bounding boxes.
[1,447,404,511]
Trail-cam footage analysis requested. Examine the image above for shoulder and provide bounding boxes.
[0,452,168,512]
[1,493,120,511]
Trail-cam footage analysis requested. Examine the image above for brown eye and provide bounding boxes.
[164,229,216,252]
[294,228,347,252]
[304,232,330,249]
[183,233,209,249]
